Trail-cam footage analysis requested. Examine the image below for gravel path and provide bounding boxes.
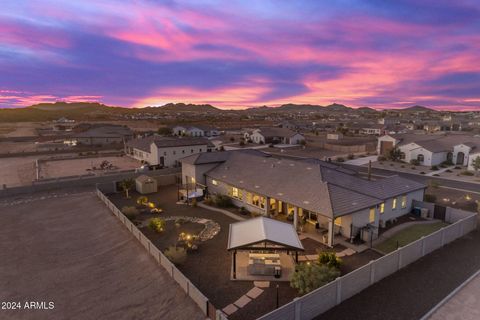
[0,192,203,320]
[315,229,480,320]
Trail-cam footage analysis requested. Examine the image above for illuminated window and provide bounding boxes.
[379,203,385,214]
[335,217,342,226]
[401,195,407,208]
[392,198,397,210]
[212,179,218,186]
[369,207,376,223]
[231,187,241,199]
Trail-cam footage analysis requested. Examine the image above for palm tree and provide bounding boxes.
[119,178,135,198]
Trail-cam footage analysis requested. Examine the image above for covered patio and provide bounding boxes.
[228,217,304,281]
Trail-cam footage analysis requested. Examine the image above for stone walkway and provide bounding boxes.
[425,165,456,177]
[222,281,270,316]
[198,202,246,221]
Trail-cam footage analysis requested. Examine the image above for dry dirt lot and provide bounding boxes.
[39,155,139,179]
[0,191,203,320]
[0,156,37,187]
[0,122,40,137]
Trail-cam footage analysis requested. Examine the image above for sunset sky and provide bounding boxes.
[1,0,480,110]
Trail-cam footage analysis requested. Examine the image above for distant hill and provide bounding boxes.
[324,103,352,112]
[397,105,437,112]
[357,107,378,113]
[28,101,111,111]
[248,103,353,112]
[153,103,220,112]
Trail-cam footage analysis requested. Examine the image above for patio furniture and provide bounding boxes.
[247,253,281,276]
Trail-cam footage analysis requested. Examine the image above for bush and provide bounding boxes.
[336,157,345,163]
[424,194,437,202]
[420,172,426,175]
[454,166,462,170]
[191,198,198,207]
[430,165,439,171]
[290,263,340,295]
[410,159,420,166]
[164,246,187,265]
[214,194,233,208]
[136,196,148,206]
[378,156,387,161]
[121,206,139,220]
[347,154,355,160]
[461,171,474,176]
[318,252,342,269]
[148,217,166,233]
[446,169,453,173]
[203,197,214,205]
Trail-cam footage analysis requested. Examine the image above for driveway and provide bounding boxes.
[0,191,203,320]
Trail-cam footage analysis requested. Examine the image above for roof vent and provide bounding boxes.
[255,185,260,189]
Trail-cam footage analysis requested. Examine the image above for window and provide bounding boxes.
[231,187,241,199]
[392,198,397,210]
[401,195,407,208]
[249,193,265,208]
[335,217,342,226]
[199,149,202,152]
[212,179,218,186]
[417,154,424,162]
[379,202,385,214]
[369,207,376,223]
[182,150,185,154]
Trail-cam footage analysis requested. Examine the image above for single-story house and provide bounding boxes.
[181,151,426,247]
[377,133,480,167]
[468,152,480,172]
[247,127,305,145]
[125,136,214,167]
[64,124,133,146]
[173,125,220,137]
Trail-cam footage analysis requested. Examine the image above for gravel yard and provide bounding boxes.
[0,191,203,320]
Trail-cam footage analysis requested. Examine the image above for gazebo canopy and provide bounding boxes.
[227,217,304,251]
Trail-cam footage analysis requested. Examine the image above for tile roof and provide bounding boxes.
[255,127,300,138]
[180,149,269,165]
[205,153,425,218]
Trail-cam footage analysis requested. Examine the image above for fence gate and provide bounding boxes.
[433,205,446,220]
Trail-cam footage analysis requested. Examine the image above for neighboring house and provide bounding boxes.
[173,125,220,137]
[181,151,425,247]
[347,123,384,135]
[377,133,480,167]
[64,124,133,146]
[248,127,305,145]
[125,136,214,167]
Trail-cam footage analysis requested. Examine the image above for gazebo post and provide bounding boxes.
[295,251,298,263]
[233,250,237,279]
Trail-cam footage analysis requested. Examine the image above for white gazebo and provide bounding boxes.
[228,217,304,281]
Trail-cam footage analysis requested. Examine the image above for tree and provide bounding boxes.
[157,127,172,136]
[148,217,166,233]
[318,252,342,269]
[119,178,135,198]
[136,196,148,206]
[472,156,480,176]
[290,263,340,295]
[388,147,402,162]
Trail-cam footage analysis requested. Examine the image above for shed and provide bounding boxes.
[135,175,158,194]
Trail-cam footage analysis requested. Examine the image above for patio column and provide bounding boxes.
[293,206,298,231]
[265,196,271,217]
[327,219,334,247]
[276,200,281,216]
[233,250,237,279]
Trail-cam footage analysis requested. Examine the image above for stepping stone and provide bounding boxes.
[222,304,238,315]
[254,281,270,288]
[343,248,356,256]
[336,252,346,258]
[246,286,264,299]
[234,295,252,308]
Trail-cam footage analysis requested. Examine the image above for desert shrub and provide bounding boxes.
[239,140,245,146]
[191,198,198,207]
[424,194,437,202]
[442,160,454,166]
[318,252,342,269]
[290,263,340,295]
[203,197,214,205]
[461,171,474,176]
[347,154,355,160]
[446,169,453,173]
[121,206,139,220]
[136,196,148,206]
[148,217,166,233]
[214,194,233,208]
[454,166,462,170]
[430,165,439,171]
[410,159,420,166]
[420,172,426,175]
[336,157,345,163]
[411,166,416,170]
[378,156,387,161]
[164,246,187,265]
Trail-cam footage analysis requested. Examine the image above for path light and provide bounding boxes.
[465,194,472,201]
